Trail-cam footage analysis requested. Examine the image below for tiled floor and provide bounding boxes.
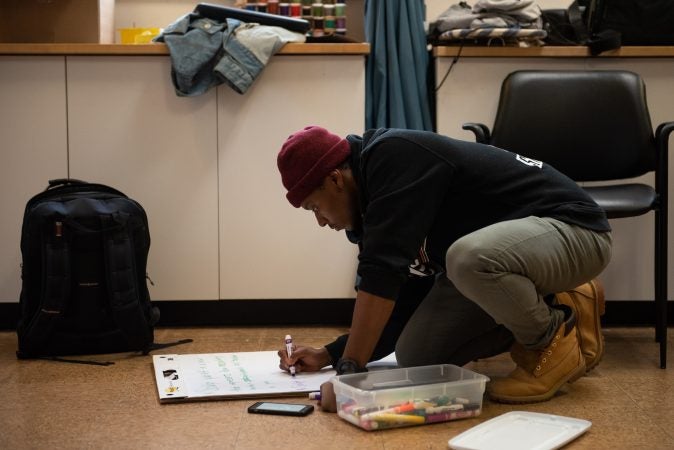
[1,326,672,449]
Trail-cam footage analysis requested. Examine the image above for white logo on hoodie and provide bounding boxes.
[516,154,543,168]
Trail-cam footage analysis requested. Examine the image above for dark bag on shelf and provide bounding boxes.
[544,0,674,53]
[17,179,160,361]
[587,0,674,46]
[541,8,580,46]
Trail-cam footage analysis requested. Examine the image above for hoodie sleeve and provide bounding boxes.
[324,275,434,364]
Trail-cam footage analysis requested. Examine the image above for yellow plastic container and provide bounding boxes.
[118,27,161,44]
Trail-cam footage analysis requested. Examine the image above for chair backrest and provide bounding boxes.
[490,70,656,182]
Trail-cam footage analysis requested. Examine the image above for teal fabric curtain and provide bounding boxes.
[365,0,433,131]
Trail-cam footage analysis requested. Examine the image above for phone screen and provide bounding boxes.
[248,402,314,416]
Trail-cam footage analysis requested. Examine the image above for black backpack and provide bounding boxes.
[544,0,674,54]
[17,179,161,361]
[584,0,674,46]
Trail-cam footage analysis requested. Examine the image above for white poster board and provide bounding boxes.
[153,351,335,403]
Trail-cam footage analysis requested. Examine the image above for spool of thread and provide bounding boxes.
[301,0,312,6]
[336,28,346,35]
[334,3,345,16]
[312,17,324,37]
[268,0,279,14]
[325,19,336,34]
[290,2,301,16]
[324,4,335,17]
[335,16,346,29]
[257,2,268,13]
[311,3,324,17]
[279,2,290,15]
[302,6,312,17]
[245,4,257,11]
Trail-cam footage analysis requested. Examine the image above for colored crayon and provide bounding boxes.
[425,409,480,424]
[425,404,464,414]
[370,413,426,424]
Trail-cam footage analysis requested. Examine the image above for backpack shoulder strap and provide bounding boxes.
[102,213,155,353]
[18,221,71,355]
[568,0,589,43]
[568,0,621,55]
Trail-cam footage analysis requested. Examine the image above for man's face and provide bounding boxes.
[300,170,358,232]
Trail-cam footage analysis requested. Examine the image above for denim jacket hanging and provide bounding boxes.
[155,13,305,96]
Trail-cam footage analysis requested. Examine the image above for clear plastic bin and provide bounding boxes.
[332,364,489,431]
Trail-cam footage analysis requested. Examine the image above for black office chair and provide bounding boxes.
[463,70,674,368]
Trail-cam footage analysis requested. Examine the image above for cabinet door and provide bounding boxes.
[0,56,68,302]
[66,56,219,301]
[217,55,363,299]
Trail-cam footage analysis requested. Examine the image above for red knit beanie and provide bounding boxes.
[277,126,351,207]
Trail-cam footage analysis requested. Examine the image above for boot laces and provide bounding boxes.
[535,334,560,372]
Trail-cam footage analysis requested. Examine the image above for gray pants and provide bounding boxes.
[395,216,612,367]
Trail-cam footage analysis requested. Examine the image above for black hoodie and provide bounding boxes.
[348,128,610,301]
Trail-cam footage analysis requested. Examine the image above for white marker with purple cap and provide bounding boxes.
[285,334,296,376]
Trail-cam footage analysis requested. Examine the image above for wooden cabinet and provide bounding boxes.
[217,55,362,299]
[0,45,366,302]
[0,56,68,302]
[66,56,220,301]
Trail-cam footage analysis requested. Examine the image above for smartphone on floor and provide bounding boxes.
[247,401,314,416]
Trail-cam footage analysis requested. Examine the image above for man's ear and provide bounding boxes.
[328,169,344,189]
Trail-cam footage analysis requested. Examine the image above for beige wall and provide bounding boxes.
[115,0,576,44]
[114,0,235,34]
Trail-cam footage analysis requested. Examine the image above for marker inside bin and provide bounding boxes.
[332,364,489,431]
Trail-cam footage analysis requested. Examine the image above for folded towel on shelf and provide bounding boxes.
[430,0,547,46]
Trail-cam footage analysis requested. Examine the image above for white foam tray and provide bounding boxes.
[449,411,591,450]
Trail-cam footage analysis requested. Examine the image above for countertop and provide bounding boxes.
[5,43,671,58]
[0,42,370,56]
[434,45,674,57]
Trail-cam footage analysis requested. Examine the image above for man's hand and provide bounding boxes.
[319,380,337,412]
[278,345,332,374]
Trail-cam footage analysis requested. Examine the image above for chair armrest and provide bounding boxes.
[654,121,674,199]
[462,123,491,144]
[655,122,674,149]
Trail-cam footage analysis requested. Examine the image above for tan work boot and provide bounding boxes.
[488,305,586,404]
[555,279,605,371]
